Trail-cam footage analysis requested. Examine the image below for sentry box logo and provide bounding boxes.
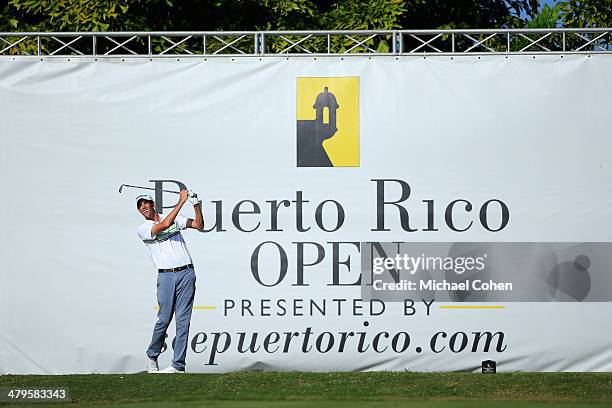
[296,77,359,167]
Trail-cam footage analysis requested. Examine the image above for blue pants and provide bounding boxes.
[146,267,196,371]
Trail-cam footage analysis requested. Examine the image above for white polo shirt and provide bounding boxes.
[137,213,193,270]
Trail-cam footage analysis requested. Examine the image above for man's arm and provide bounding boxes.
[151,190,189,236]
[186,193,204,230]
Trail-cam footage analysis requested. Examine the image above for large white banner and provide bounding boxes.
[1,55,611,374]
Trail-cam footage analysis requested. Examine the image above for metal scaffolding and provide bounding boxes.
[1,29,611,57]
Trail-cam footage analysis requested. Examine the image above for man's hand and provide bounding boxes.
[179,190,189,204]
[188,191,201,206]
[186,190,205,230]
[151,189,189,236]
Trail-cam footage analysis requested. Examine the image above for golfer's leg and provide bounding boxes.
[146,273,176,359]
[172,268,196,370]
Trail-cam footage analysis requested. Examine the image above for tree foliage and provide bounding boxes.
[561,0,612,28]
[4,0,178,31]
[525,1,564,28]
[401,0,538,29]
[0,0,609,46]
[516,1,612,50]
[325,0,405,30]
[1,0,543,33]
[259,0,318,31]
[523,0,612,29]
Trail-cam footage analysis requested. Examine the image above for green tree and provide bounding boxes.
[0,2,13,30]
[526,2,564,28]
[401,0,539,29]
[2,0,175,54]
[2,0,610,51]
[398,0,539,53]
[2,0,545,33]
[560,0,612,50]
[7,0,150,31]
[259,0,318,31]
[325,0,405,30]
[507,2,565,52]
[561,0,612,28]
[518,1,612,51]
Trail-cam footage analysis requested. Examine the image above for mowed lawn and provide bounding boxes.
[0,372,611,407]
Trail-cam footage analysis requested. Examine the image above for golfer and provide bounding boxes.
[136,189,204,373]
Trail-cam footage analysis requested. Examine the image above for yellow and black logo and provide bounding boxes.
[296,77,359,167]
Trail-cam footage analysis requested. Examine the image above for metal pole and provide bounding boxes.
[260,32,265,55]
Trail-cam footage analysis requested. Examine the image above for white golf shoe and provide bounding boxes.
[156,366,185,374]
[147,357,159,373]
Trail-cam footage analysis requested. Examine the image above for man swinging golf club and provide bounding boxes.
[136,189,204,373]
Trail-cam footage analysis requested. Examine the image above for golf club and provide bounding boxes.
[118,184,180,194]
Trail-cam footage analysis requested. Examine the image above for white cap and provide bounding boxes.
[136,194,154,207]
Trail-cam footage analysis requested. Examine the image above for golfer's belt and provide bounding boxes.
[158,264,194,273]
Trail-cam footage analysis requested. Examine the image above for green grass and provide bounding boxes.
[1,372,611,407]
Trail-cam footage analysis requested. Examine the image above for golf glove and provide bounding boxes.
[188,193,201,206]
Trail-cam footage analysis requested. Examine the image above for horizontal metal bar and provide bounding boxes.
[399,28,611,34]
[0,29,609,57]
[0,31,259,36]
[3,51,612,60]
[1,28,611,37]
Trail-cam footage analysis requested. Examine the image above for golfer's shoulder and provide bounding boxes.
[163,214,189,231]
[137,219,156,229]
[137,220,156,240]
